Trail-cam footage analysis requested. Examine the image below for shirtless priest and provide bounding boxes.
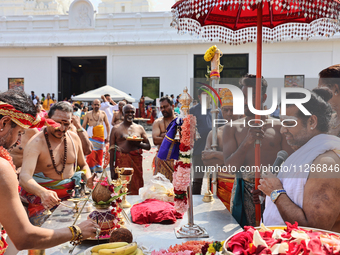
[109,104,151,195]
[20,102,95,226]
[82,99,110,173]
[152,96,176,181]
[0,90,98,253]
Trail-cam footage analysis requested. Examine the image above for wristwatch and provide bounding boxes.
[270,189,286,203]
[77,128,85,132]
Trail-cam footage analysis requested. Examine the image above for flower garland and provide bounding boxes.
[204,45,217,62]
[151,240,225,255]
[0,146,15,255]
[173,115,196,214]
[0,146,15,172]
[0,229,7,255]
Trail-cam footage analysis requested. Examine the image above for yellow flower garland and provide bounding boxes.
[204,45,217,62]
[208,244,216,253]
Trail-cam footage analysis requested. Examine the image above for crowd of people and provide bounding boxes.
[1,64,340,253]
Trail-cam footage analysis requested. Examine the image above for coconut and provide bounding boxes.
[92,182,112,203]
[88,210,116,236]
[109,228,133,243]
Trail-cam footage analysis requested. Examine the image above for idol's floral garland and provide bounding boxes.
[173,115,196,214]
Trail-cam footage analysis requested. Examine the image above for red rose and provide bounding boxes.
[174,189,186,195]
[179,143,190,152]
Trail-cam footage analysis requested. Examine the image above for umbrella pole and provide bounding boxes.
[255,3,263,226]
[211,76,218,196]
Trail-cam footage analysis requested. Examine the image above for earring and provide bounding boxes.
[311,127,314,130]
[0,129,3,131]
[335,93,338,96]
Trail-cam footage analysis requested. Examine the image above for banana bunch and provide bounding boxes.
[91,242,144,255]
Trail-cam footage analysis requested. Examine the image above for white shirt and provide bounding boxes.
[100,102,116,138]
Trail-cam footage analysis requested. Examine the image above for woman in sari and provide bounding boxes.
[146,103,154,125]
[42,93,53,111]
[138,96,146,118]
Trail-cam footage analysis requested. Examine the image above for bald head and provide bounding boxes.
[118,101,126,112]
[93,99,100,105]
[92,99,100,112]
[123,104,135,114]
[122,104,136,123]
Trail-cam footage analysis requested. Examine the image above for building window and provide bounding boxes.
[193,54,248,99]
[121,5,125,12]
[142,77,159,101]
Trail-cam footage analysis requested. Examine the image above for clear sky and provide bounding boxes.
[89,0,176,12]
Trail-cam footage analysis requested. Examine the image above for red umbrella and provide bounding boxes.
[171,0,340,225]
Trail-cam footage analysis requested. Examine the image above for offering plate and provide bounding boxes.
[223,225,340,254]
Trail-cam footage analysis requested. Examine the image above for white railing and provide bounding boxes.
[0,11,338,47]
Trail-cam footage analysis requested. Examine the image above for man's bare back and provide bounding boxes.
[304,151,340,232]
[111,122,148,153]
[24,130,80,180]
[10,128,39,169]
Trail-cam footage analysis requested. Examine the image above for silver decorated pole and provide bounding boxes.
[175,88,209,239]
[211,48,222,196]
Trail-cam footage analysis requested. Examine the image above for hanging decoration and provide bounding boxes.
[173,115,196,214]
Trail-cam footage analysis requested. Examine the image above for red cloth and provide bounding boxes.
[115,149,143,195]
[131,199,183,224]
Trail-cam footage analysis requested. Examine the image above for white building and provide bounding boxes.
[0,0,339,105]
[0,0,72,16]
[98,0,150,13]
